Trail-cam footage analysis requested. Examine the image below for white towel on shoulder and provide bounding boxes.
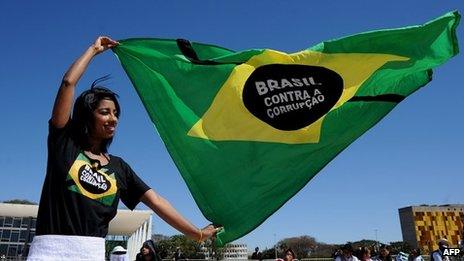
[27,234,105,261]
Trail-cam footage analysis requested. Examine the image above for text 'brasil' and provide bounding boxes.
[243,64,343,130]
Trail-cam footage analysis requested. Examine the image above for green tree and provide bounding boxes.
[154,238,174,259]
[153,234,205,259]
[275,235,340,258]
[389,241,412,255]
[278,236,318,259]
[351,239,378,249]
[311,243,339,258]
[261,247,278,259]
[199,238,225,260]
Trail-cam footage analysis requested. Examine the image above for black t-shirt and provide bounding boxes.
[36,121,150,237]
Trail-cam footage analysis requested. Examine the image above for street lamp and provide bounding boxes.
[274,233,277,260]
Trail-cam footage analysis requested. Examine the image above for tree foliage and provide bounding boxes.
[261,247,278,259]
[151,234,412,259]
[3,199,37,205]
[389,241,412,255]
[278,235,318,259]
[153,234,205,259]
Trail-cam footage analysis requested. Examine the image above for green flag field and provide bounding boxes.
[113,11,459,245]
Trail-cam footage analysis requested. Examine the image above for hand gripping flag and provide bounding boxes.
[113,11,459,245]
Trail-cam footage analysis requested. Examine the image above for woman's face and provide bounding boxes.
[380,248,389,257]
[141,246,150,255]
[284,251,294,261]
[362,251,371,260]
[90,99,118,140]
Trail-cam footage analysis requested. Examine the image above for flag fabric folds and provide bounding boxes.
[113,11,459,245]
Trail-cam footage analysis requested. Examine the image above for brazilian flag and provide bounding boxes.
[113,11,459,245]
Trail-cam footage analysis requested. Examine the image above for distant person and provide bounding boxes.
[430,239,450,261]
[408,248,424,261]
[136,240,161,261]
[110,246,129,261]
[359,246,373,261]
[373,245,393,261]
[174,247,183,261]
[252,247,263,260]
[27,36,219,260]
[459,236,464,260]
[333,249,343,259]
[283,248,296,261]
[395,252,409,261]
[335,244,360,261]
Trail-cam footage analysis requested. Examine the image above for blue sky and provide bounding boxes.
[0,1,462,251]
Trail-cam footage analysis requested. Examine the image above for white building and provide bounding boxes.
[0,203,152,260]
[222,242,248,260]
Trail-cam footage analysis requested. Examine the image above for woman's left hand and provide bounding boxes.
[199,224,222,242]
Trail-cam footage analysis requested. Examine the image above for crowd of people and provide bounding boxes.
[249,238,462,261]
[332,238,461,261]
[333,243,394,261]
[109,239,162,261]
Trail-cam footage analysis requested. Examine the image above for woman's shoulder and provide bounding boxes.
[106,154,125,167]
[108,154,136,170]
[109,153,123,162]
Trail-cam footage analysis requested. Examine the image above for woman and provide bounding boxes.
[283,248,296,261]
[135,240,161,261]
[359,247,373,261]
[408,248,424,261]
[335,244,359,261]
[28,36,218,260]
[373,245,393,261]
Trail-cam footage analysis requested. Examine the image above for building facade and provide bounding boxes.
[399,204,464,252]
[222,243,248,260]
[0,215,36,258]
[0,203,152,260]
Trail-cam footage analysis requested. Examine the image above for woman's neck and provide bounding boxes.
[87,137,103,154]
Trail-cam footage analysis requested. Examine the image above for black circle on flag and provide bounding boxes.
[243,64,343,130]
[78,165,111,194]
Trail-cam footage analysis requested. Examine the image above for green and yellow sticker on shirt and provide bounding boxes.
[67,153,117,206]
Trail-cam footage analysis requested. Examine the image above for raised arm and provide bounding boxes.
[51,36,119,128]
[140,189,218,242]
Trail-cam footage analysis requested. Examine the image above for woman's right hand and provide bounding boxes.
[92,36,119,55]
[52,36,118,128]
